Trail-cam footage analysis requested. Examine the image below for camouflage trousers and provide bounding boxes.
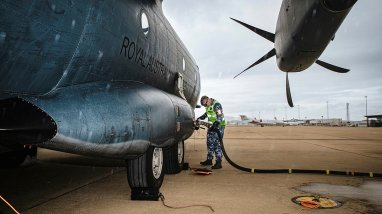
[206,126,225,161]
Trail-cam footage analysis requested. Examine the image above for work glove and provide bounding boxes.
[211,121,219,130]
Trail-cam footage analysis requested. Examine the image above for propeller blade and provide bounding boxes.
[234,48,276,79]
[230,18,275,43]
[286,72,294,107]
[316,60,350,73]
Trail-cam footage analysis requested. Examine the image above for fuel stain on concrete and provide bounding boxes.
[296,181,382,212]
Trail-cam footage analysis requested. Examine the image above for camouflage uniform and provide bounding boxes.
[206,125,225,161]
[198,99,226,161]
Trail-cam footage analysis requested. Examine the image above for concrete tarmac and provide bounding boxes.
[1,126,381,214]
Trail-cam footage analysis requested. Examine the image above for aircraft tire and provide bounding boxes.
[0,146,37,167]
[164,140,184,174]
[127,146,164,188]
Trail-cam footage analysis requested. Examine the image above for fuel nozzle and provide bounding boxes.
[193,120,212,130]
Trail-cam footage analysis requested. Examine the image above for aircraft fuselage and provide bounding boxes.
[0,0,199,104]
[0,0,200,159]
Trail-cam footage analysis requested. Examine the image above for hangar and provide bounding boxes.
[365,115,382,127]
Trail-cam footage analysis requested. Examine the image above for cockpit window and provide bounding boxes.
[141,11,149,36]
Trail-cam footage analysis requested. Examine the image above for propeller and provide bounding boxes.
[231,17,351,108]
[233,48,276,79]
[230,18,275,42]
[286,72,294,107]
[315,60,350,73]
[231,18,294,107]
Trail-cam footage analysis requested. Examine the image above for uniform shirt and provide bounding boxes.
[198,98,224,123]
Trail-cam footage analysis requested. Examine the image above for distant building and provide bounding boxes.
[308,118,342,126]
[365,115,382,127]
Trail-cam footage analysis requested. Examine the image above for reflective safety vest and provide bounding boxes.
[206,99,226,126]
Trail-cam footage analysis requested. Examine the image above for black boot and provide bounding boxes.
[212,160,222,169]
[200,159,212,166]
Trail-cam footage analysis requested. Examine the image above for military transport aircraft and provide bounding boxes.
[0,0,200,199]
[231,0,357,107]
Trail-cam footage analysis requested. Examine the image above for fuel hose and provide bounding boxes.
[209,127,382,178]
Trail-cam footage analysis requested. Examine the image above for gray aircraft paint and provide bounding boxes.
[0,0,200,159]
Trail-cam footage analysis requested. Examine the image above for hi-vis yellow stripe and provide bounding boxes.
[289,169,292,174]
[369,172,374,178]
[326,170,330,175]
[251,168,255,173]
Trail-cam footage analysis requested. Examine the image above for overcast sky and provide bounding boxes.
[163,0,382,121]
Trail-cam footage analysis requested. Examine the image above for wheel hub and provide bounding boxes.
[152,148,163,179]
[177,141,183,164]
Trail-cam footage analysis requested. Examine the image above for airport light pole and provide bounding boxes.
[365,96,368,116]
[346,103,350,122]
[365,96,368,127]
[326,101,329,119]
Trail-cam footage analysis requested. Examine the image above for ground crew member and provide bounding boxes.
[197,95,226,169]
